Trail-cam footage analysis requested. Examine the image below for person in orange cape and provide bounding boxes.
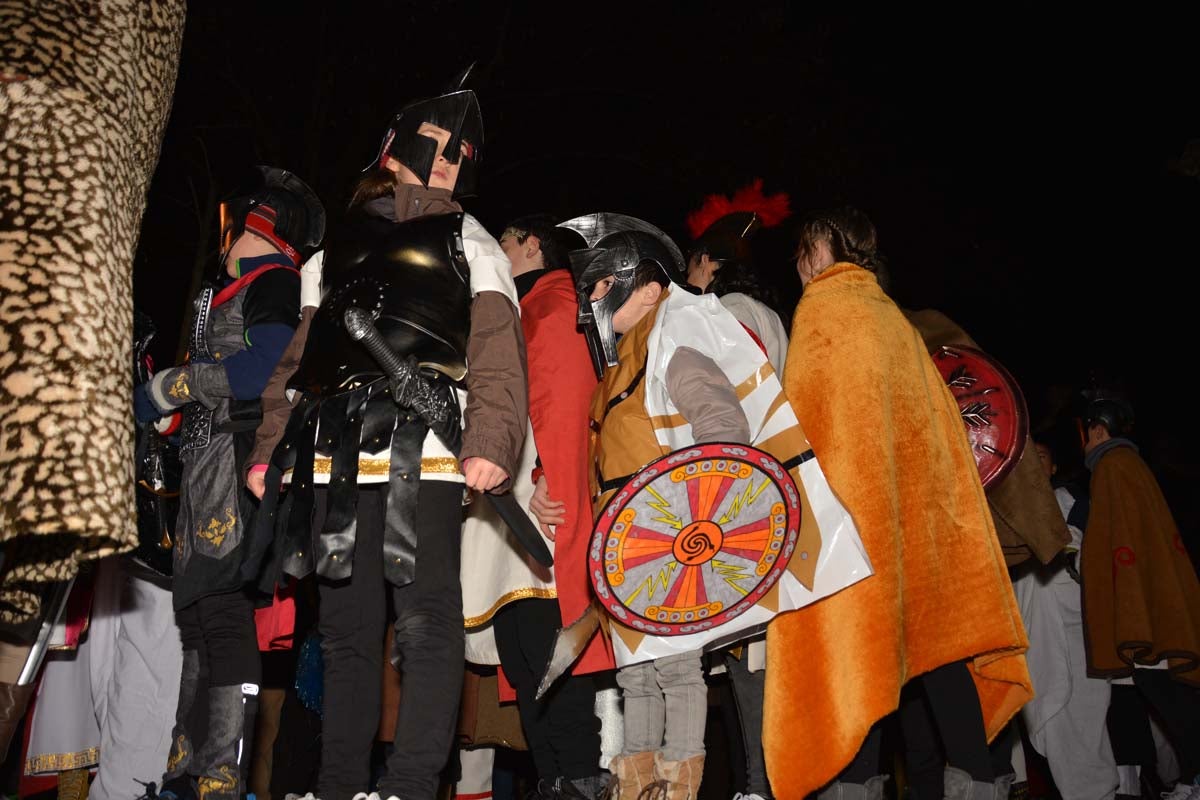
[1078,391,1200,793]
[763,206,1031,800]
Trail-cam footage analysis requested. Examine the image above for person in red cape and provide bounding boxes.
[495,213,615,799]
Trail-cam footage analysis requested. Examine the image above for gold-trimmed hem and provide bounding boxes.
[25,747,99,775]
[463,587,558,628]
[312,456,462,477]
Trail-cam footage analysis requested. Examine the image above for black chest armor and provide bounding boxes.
[290,211,472,397]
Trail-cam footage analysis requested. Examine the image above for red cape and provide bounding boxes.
[521,270,614,675]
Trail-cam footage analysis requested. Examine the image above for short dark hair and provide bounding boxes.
[1082,392,1135,438]
[502,213,571,271]
[631,259,672,290]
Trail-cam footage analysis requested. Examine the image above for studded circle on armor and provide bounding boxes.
[588,443,801,636]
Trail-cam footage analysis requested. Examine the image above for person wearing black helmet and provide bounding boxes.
[133,166,325,800]
[534,214,862,800]
[246,69,527,800]
[684,179,791,374]
[682,182,792,800]
[1077,390,1200,799]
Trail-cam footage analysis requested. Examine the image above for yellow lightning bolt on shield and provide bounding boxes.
[718,478,771,525]
[645,485,683,531]
[625,561,678,604]
[710,559,753,596]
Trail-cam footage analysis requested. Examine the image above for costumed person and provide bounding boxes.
[896,308,1070,799]
[682,181,791,800]
[533,213,868,800]
[134,167,325,800]
[684,179,790,371]
[1077,391,1200,799]
[18,562,100,800]
[247,72,529,800]
[762,206,1032,800]
[456,213,612,800]
[1001,438,1120,800]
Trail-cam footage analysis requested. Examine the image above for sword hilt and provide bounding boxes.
[344,307,416,406]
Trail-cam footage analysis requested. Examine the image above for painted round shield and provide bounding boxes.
[932,345,1029,488]
[588,443,802,636]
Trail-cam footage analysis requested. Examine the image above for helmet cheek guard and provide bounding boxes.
[561,220,684,379]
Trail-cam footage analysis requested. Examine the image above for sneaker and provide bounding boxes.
[285,795,322,800]
[732,794,769,800]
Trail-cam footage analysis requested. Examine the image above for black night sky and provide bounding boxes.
[132,3,1200,541]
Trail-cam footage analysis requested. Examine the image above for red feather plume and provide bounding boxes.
[685,178,792,240]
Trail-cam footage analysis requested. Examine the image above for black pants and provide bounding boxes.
[493,598,602,782]
[316,481,465,800]
[723,649,772,797]
[1133,669,1200,783]
[898,677,1014,799]
[176,589,261,688]
[167,590,261,799]
[840,660,992,786]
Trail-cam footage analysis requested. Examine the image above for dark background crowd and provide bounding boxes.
[132,4,1200,560]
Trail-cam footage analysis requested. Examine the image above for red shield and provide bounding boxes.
[588,443,802,636]
[932,345,1029,488]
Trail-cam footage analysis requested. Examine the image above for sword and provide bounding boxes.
[344,307,553,568]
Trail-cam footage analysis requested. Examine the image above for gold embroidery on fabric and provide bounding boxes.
[198,766,238,799]
[311,456,463,476]
[463,587,558,628]
[168,370,190,400]
[166,735,188,772]
[24,747,99,774]
[198,508,237,548]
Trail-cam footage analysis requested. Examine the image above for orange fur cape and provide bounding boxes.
[763,264,1031,798]
[1082,443,1200,685]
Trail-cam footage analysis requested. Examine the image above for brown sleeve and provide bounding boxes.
[461,291,528,490]
[245,306,314,476]
[665,346,751,443]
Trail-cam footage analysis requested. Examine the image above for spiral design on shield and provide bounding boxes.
[673,520,723,566]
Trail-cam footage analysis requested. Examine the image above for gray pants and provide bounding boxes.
[616,650,705,762]
[90,559,183,800]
